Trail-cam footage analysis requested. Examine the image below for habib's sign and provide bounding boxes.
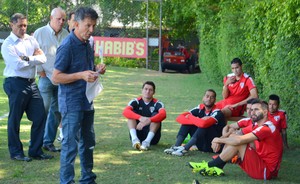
[94,37,147,58]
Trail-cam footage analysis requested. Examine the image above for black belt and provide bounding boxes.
[8,77,35,82]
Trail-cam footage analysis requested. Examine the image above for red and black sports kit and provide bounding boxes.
[176,104,226,152]
[216,73,256,117]
[123,97,166,145]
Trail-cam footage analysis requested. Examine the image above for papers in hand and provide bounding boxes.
[86,77,103,103]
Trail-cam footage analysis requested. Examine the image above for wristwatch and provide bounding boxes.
[21,56,29,61]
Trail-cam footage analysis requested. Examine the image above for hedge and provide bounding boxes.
[196,0,300,138]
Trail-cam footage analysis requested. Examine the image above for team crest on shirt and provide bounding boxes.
[274,115,280,122]
[240,82,245,88]
[150,106,155,113]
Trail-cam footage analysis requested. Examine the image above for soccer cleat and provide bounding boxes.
[188,161,209,173]
[212,167,225,176]
[164,146,180,154]
[140,141,150,151]
[171,146,188,156]
[199,166,224,176]
[196,163,224,176]
[132,139,141,150]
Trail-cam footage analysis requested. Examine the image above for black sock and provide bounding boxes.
[208,156,226,169]
[184,137,197,150]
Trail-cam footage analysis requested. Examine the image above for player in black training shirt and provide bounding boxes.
[123,81,166,151]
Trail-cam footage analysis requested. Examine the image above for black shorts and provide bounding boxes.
[129,123,161,145]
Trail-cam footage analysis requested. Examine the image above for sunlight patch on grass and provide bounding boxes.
[0,124,31,131]
[93,152,142,165]
[19,124,32,131]
[106,123,122,128]
[162,128,179,133]
[126,150,144,155]
[0,169,5,179]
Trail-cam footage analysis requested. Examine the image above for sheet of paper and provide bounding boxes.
[85,77,103,103]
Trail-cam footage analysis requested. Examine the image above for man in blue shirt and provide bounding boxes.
[52,7,106,184]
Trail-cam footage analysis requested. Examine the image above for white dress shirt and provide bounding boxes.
[1,32,46,78]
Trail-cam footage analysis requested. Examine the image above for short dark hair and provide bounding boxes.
[251,98,268,110]
[68,11,75,21]
[10,13,26,23]
[269,94,280,104]
[231,58,242,66]
[142,81,156,92]
[205,89,216,97]
[74,7,98,22]
[246,98,255,104]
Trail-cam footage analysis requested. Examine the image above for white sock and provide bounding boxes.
[130,129,138,142]
[144,131,155,143]
[59,127,63,138]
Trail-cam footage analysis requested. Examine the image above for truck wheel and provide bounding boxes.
[161,65,166,72]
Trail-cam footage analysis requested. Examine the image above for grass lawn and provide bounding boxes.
[0,63,299,184]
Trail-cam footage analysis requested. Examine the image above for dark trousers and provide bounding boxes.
[177,125,222,152]
[3,77,46,158]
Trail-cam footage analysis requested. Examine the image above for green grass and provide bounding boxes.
[0,63,299,184]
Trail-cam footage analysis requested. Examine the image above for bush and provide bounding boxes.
[195,0,300,138]
[96,57,146,68]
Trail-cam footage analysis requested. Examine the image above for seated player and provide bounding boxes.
[216,58,258,121]
[123,81,166,151]
[188,99,283,180]
[164,89,226,156]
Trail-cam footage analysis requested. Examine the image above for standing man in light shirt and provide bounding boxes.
[1,13,53,161]
[34,7,69,152]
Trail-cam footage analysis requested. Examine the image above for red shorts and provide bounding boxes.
[216,100,246,117]
[238,145,272,180]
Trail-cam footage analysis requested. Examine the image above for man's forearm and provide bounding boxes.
[222,85,229,99]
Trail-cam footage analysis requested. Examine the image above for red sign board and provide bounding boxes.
[94,37,147,58]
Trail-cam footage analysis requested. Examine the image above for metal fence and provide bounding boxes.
[0,0,198,70]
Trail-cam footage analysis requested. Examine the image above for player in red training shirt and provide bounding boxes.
[216,58,258,121]
[123,81,166,151]
[212,98,255,162]
[188,99,283,180]
[268,94,288,149]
